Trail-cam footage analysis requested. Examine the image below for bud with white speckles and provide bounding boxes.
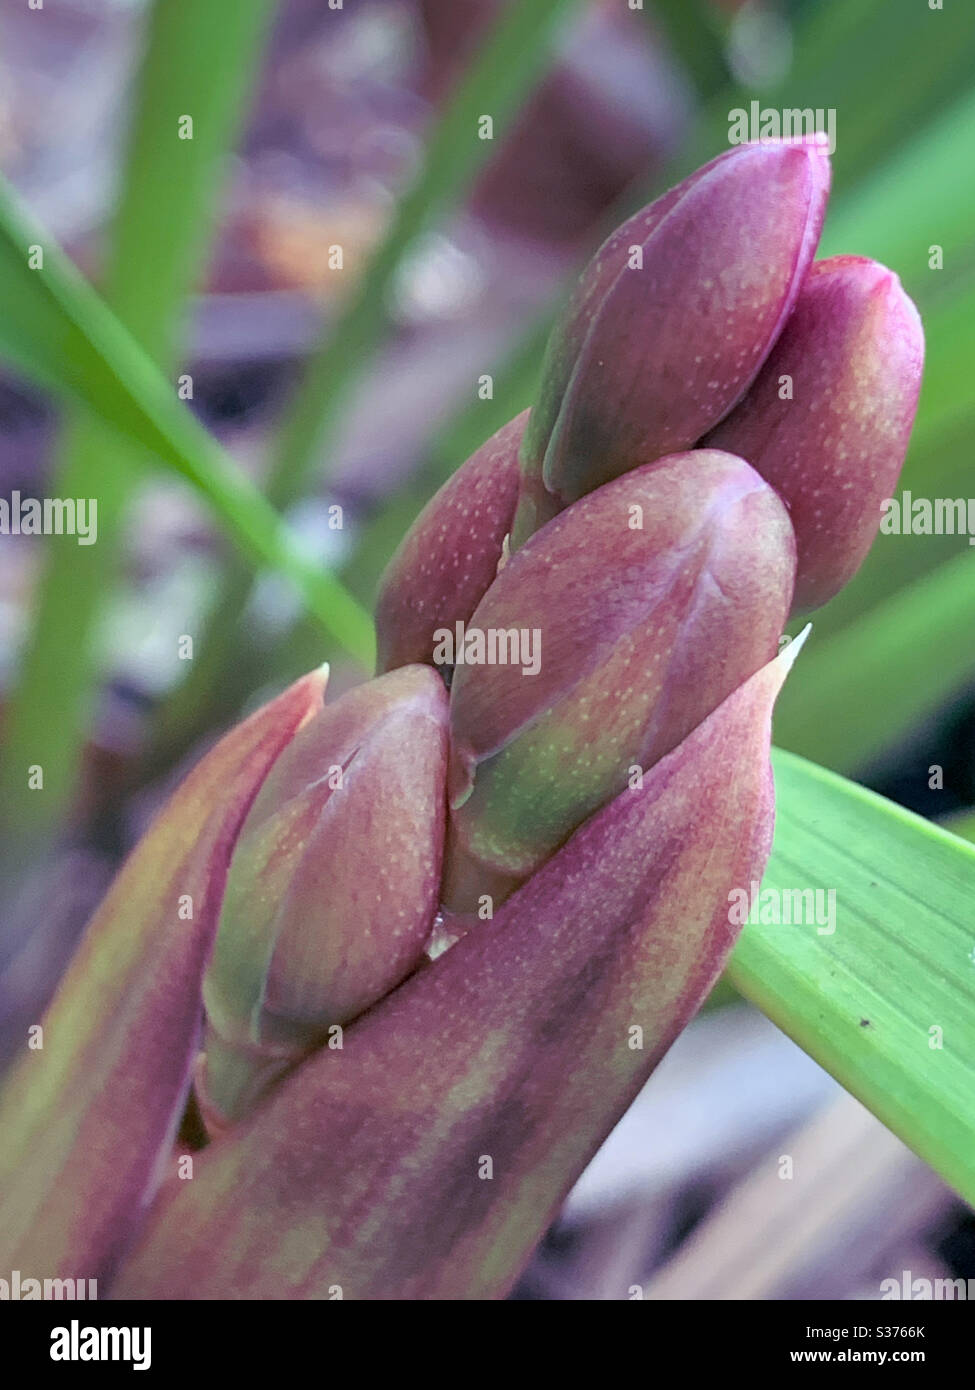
[442,449,795,909]
[511,139,831,545]
[198,665,448,1130]
[375,412,525,673]
[705,255,924,612]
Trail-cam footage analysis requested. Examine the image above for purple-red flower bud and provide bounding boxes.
[199,665,448,1129]
[443,449,795,907]
[375,412,526,673]
[705,255,924,611]
[512,139,831,544]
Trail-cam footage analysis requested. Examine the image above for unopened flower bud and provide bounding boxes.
[199,664,448,1129]
[512,139,831,543]
[375,412,526,673]
[706,255,924,611]
[115,640,804,1301]
[444,449,795,906]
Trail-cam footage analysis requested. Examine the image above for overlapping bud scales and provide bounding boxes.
[0,669,329,1284]
[114,641,803,1301]
[0,137,927,1303]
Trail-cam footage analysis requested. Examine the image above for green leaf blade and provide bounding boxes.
[732,750,975,1204]
[0,176,374,853]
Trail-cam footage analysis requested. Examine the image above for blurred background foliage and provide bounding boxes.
[1,0,974,1299]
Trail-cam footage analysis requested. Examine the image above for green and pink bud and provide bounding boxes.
[443,449,795,908]
[199,665,448,1130]
[113,641,802,1301]
[512,139,831,544]
[705,255,924,611]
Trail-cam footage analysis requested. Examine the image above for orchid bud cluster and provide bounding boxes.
[0,140,923,1300]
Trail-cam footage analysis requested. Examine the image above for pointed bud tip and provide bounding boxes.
[734,134,832,187]
[777,622,812,678]
[291,663,330,729]
[811,253,922,335]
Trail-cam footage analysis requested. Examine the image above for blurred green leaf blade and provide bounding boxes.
[0,176,375,790]
[266,0,587,507]
[774,554,975,773]
[150,0,585,764]
[0,0,280,840]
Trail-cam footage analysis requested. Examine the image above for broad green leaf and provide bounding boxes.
[0,0,279,843]
[731,750,975,1204]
